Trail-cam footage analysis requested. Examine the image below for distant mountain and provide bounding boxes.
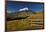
[8,10,36,15]
[7,10,43,31]
[7,10,36,20]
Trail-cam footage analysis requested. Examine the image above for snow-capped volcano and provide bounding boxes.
[19,7,29,11]
[7,7,35,14]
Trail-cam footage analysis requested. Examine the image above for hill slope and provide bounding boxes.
[7,10,44,31]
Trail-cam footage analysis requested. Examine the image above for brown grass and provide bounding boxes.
[7,12,44,31]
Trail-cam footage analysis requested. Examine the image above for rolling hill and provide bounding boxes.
[7,10,44,31]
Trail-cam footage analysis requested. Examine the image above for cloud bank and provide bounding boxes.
[7,10,15,13]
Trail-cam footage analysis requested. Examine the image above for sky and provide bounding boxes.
[7,1,44,13]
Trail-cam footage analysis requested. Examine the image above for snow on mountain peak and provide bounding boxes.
[19,7,29,11]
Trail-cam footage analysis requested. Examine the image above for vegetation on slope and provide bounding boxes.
[7,11,44,31]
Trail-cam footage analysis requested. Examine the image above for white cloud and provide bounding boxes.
[19,7,29,11]
[7,10,15,13]
[7,10,11,13]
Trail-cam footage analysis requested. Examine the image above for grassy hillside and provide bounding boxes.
[7,12,44,31]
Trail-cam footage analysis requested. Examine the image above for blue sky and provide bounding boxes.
[7,1,44,13]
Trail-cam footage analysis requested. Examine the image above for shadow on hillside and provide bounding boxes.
[7,16,29,21]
